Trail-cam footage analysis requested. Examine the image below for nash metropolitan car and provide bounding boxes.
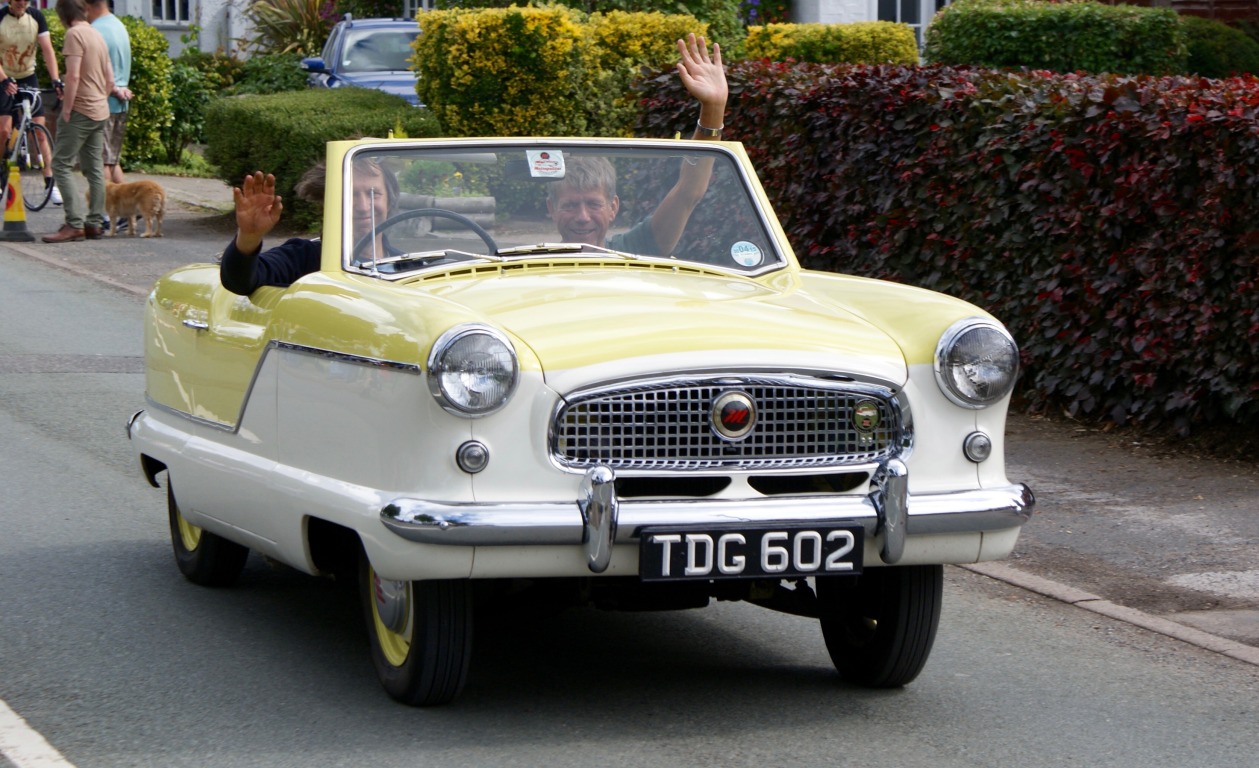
[127,137,1034,706]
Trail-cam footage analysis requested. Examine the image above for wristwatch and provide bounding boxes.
[695,121,723,140]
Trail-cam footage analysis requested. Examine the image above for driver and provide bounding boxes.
[219,157,399,295]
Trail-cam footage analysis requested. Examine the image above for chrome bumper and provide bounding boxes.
[380,459,1035,572]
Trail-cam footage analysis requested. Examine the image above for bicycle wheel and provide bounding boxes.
[20,123,53,212]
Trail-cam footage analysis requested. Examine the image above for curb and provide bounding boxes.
[2,240,148,297]
[962,561,1259,667]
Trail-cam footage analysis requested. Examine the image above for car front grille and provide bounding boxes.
[551,376,903,471]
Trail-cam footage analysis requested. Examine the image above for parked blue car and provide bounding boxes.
[301,16,422,106]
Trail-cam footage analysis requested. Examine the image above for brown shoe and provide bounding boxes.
[42,224,85,243]
[84,225,103,240]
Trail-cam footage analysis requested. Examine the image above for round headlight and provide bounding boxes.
[427,325,518,416]
[934,319,1019,409]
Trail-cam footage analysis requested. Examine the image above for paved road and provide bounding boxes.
[13,171,1259,651]
[2,183,1258,766]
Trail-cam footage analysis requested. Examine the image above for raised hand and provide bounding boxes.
[676,33,727,117]
[233,171,283,252]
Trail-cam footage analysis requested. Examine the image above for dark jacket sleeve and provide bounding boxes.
[220,237,323,296]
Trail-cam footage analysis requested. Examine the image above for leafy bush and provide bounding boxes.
[160,63,214,165]
[416,7,709,138]
[437,0,743,58]
[1182,16,1259,77]
[246,0,338,56]
[415,6,597,137]
[205,88,440,226]
[229,52,310,95]
[745,22,919,64]
[639,61,1259,435]
[924,0,1187,75]
[588,11,711,136]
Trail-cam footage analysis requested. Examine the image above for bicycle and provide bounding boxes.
[1,87,55,212]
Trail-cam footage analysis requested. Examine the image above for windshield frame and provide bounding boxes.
[337,138,793,281]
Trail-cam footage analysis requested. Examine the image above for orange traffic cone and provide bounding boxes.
[0,163,35,242]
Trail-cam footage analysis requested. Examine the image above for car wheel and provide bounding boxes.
[167,482,249,587]
[359,552,472,706]
[817,564,942,688]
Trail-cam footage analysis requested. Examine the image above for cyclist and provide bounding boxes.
[0,0,61,201]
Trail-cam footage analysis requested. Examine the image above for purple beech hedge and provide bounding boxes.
[638,61,1259,436]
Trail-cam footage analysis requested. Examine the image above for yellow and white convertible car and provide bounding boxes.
[128,137,1033,706]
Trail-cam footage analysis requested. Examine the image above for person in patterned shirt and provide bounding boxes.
[0,0,62,197]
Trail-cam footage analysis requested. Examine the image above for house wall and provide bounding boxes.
[794,0,875,24]
[29,0,244,56]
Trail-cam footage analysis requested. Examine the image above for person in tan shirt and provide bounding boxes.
[42,0,116,243]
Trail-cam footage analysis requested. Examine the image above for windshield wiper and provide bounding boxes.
[495,242,642,260]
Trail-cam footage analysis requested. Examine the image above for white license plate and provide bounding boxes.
[639,524,864,582]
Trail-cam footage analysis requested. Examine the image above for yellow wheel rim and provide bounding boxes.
[370,567,412,667]
[176,509,202,551]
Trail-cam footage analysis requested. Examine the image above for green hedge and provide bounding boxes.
[437,0,743,58]
[639,61,1259,436]
[745,22,919,65]
[44,15,172,166]
[1183,16,1259,77]
[415,7,707,137]
[923,0,1187,75]
[204,89,440,226]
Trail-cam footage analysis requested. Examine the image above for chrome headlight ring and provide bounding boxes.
[427,324,519,417]
[934,318,1019,409]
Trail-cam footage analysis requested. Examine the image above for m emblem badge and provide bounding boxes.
[712,391,757,440]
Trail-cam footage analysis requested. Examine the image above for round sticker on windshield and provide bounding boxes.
[730,241,763,267]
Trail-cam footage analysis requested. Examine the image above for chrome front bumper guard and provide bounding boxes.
[380,459,1035,573]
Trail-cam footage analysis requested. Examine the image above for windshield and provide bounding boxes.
[340,143,785,277]
[340,28,418,73]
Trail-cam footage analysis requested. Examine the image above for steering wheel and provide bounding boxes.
[353,208,499,263]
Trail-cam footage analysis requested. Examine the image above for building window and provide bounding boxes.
[152,0,191,24]
[404,0,432,18]
[880,0,950,47]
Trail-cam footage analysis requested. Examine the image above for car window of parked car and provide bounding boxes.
[342,29,419,73]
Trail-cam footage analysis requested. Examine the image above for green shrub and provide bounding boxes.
[160,63,214,165]
[923,0,1187,75]
[229,52,310,95]
[588,11,711,137]
[745,22,919,64]
[438,0,743,58]
[245,0,336,56]
[416,7,598,137]
[177,48,246,93]
[204,88,440,226]
[641,61,1259,435]
[416,7,709,137]
[1182,16,1259,77]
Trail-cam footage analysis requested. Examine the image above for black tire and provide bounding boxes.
[18,123,53,212]
[359,552,472,706]
[817,564,943,688]
[167,482,249,587]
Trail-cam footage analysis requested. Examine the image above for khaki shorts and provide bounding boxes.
[103,112,128,165]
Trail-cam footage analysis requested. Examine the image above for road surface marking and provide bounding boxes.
[0,698,76,768]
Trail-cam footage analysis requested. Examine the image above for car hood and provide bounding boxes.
[418,268,910,390]
[340,72,420,105]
